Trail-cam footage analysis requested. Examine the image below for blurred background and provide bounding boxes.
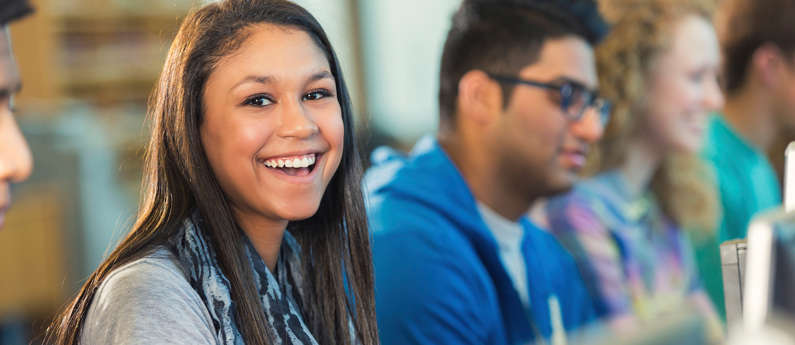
[1,0,793,344]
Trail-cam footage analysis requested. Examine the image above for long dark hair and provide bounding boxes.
[48,1,378,344]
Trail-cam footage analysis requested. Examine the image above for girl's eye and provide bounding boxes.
[303,89,332,101]
[245,95,273,107]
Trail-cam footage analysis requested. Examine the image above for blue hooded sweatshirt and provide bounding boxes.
[365,136,596,345]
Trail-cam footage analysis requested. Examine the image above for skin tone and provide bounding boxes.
[201,24,344,272]
[0,27,33,230]
[713,0,795,150]
[721,44,795,151]
[605,15,724,333]
[440,36,604,221]
[620,14,724,195]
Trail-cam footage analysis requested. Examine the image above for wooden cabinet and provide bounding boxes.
[1,0,191,339]
[0,185,65,318]
[12,0,192,106]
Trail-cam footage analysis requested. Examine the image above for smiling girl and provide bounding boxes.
[544,0,724,339]
[49,1,377,344]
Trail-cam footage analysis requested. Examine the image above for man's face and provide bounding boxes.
[772,54,795,132]
[0,27,32,229]
[493,36,603,198]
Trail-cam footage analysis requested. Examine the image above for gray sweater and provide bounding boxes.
[80,248,218,344]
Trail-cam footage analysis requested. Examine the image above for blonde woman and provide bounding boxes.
[544,0,723,337]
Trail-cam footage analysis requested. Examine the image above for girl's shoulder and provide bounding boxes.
[545,172,631,234]
[102,247,190,291]
[81,247,218,344]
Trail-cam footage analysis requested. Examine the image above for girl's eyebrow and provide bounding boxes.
[231,74,276,91]
[309,71,333,83]
[231,70,333,92]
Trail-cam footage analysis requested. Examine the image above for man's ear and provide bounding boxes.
[457,70,503,125]
[752,43,785,88]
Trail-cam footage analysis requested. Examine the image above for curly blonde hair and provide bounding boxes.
[588,0,719,231]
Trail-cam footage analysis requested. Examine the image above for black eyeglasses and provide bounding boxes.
[488,74,612,126]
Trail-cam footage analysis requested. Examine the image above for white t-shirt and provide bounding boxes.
[477,202,531,311]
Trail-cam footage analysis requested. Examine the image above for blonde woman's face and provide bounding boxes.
[642,14,724,154]
[201,25,344,233]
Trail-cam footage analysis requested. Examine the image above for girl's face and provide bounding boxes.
[201,24,344,232]
[641,14,724,155]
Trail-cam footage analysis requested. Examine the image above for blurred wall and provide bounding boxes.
[358,0,462,147]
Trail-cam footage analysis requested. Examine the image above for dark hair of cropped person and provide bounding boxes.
[0,0,33,26]
[47,0,378,344]
[720,0,795,95]
[437,0,609,130]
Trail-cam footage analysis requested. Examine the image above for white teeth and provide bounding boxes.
[263,154,317,169]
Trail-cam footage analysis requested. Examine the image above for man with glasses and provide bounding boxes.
[365,0,609,344]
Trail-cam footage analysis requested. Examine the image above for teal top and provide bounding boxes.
[694,114,781,321]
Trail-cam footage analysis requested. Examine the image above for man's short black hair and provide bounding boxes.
[438,0,608,127]
[0,0,33,26]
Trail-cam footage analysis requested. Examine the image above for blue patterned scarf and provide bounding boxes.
[172,212,318,344]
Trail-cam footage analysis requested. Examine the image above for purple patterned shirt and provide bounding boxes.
[544,170,714,322]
